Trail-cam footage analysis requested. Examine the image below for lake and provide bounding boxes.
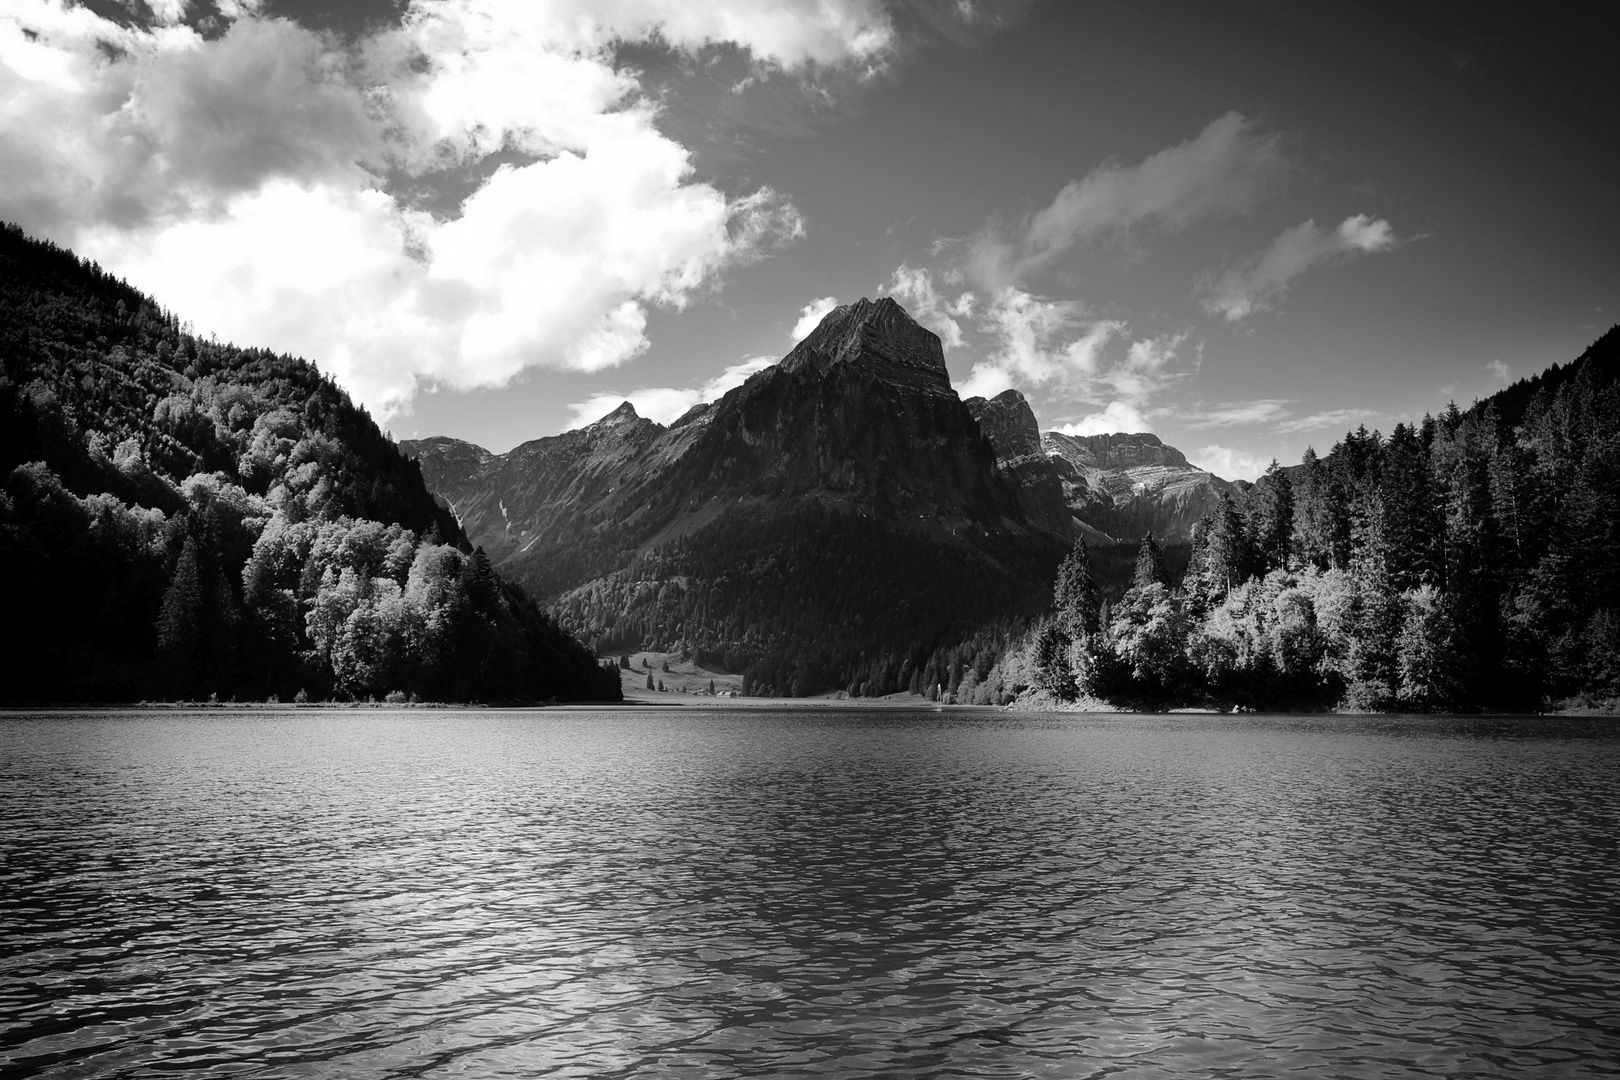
[2,708,1617,1077]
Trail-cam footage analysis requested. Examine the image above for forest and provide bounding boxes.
[0,223,620,703]
[1024,328,1620,712]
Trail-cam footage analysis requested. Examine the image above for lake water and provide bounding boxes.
[2,708,1617,1078]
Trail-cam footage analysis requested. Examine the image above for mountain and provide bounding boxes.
[961,389,1235,543]
[0,222,619,703]
[407,298,1068,695]
[1042,430,1237,541]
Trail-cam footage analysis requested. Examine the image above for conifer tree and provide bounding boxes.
[156,535,204,694]
[1053,539,1100,637]
[1204,493,1251,598]
[1253,459,1294,573]
[1133,532,1169,589]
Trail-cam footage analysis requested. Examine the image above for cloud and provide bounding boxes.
[1180,399,1294,428]
[969,111,1290,290]
[1486,359,1512,382]
[1189,445,1271,482]
[0,0,887,418]
[1275,407,1381,434]
[953,288,1194,427]
[564,355,777,428]
[1056,401,1150,437]
[791,296,838,340]
[882,264,974,349]
[955,289,1123,399]
[1200,213,1398,321]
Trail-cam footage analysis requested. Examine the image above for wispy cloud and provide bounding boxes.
[1486,359,1512,382]
[969,111,1290,291]
[564,355,777,429]
[1180,399,1294,428]
[1275,407,1382,434]
[1200,213,1398,321]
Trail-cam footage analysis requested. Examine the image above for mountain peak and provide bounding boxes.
[779,296,951,393]
[593,401,640,427]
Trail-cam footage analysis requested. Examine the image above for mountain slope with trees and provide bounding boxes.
[1029,326,1620,712]
[0,222,619,703]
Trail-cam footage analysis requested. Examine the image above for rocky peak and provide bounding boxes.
[593,400,642,428]
[965,389,1043,465]
[1043,430,1193,470]
[779,297,951,394]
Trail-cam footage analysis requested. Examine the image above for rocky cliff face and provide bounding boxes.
[1042,431,1233,540]
[963,389,1076,539]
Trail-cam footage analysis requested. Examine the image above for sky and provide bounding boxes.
[3,1,1616,479]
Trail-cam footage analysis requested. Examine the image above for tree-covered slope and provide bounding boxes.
[0,222,619,703]
[1025,326,1620,712]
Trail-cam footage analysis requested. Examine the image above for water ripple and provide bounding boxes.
[2,709,1618,1077]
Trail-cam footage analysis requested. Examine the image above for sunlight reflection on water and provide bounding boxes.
[2,708,1617,1077]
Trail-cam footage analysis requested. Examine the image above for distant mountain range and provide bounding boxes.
[403,297,1234,687]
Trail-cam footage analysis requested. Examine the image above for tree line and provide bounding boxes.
[1030,331,1619,711]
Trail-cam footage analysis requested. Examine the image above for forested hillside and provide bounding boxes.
[1026,327,1620,712]
[0,223,619,703]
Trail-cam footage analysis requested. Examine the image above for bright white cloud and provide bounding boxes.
[1201,213,1398,322]
[970,111,1289,290]
[883,264,974,349]
[0,0,884,417]
[791,296,838,341]
[1189,445,1271,482]
[1486,359,1512,382]
[1057,401,1150,437]
[564,355,777,428]
[952,288,1193,424]
[956,288,1121,399]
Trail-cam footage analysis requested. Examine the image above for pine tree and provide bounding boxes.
[1133,532,1169,589]
[156,535,204,695]
[1204,493,1251,598]
[1032,620,1076,700]
[1252,459,1294,573]
[1380,423,1437,590]
[1343,491,1402,709]
[645,670,654,690]
[1053,539,1100,637]
[1292,446,1336,570]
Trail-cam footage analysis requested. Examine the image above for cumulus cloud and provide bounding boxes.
[1486,359,1512,382]
[0,0,886,417]
[564,355,777,428]
[882,264,974,349]
[1200,213,1398,322]
[969,111,1289,290]
[1189,445,1271,482]
[955,289,1122,400]
[951,287,1193,433]
[1056,401,1151,437]
[791,296,838,340]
